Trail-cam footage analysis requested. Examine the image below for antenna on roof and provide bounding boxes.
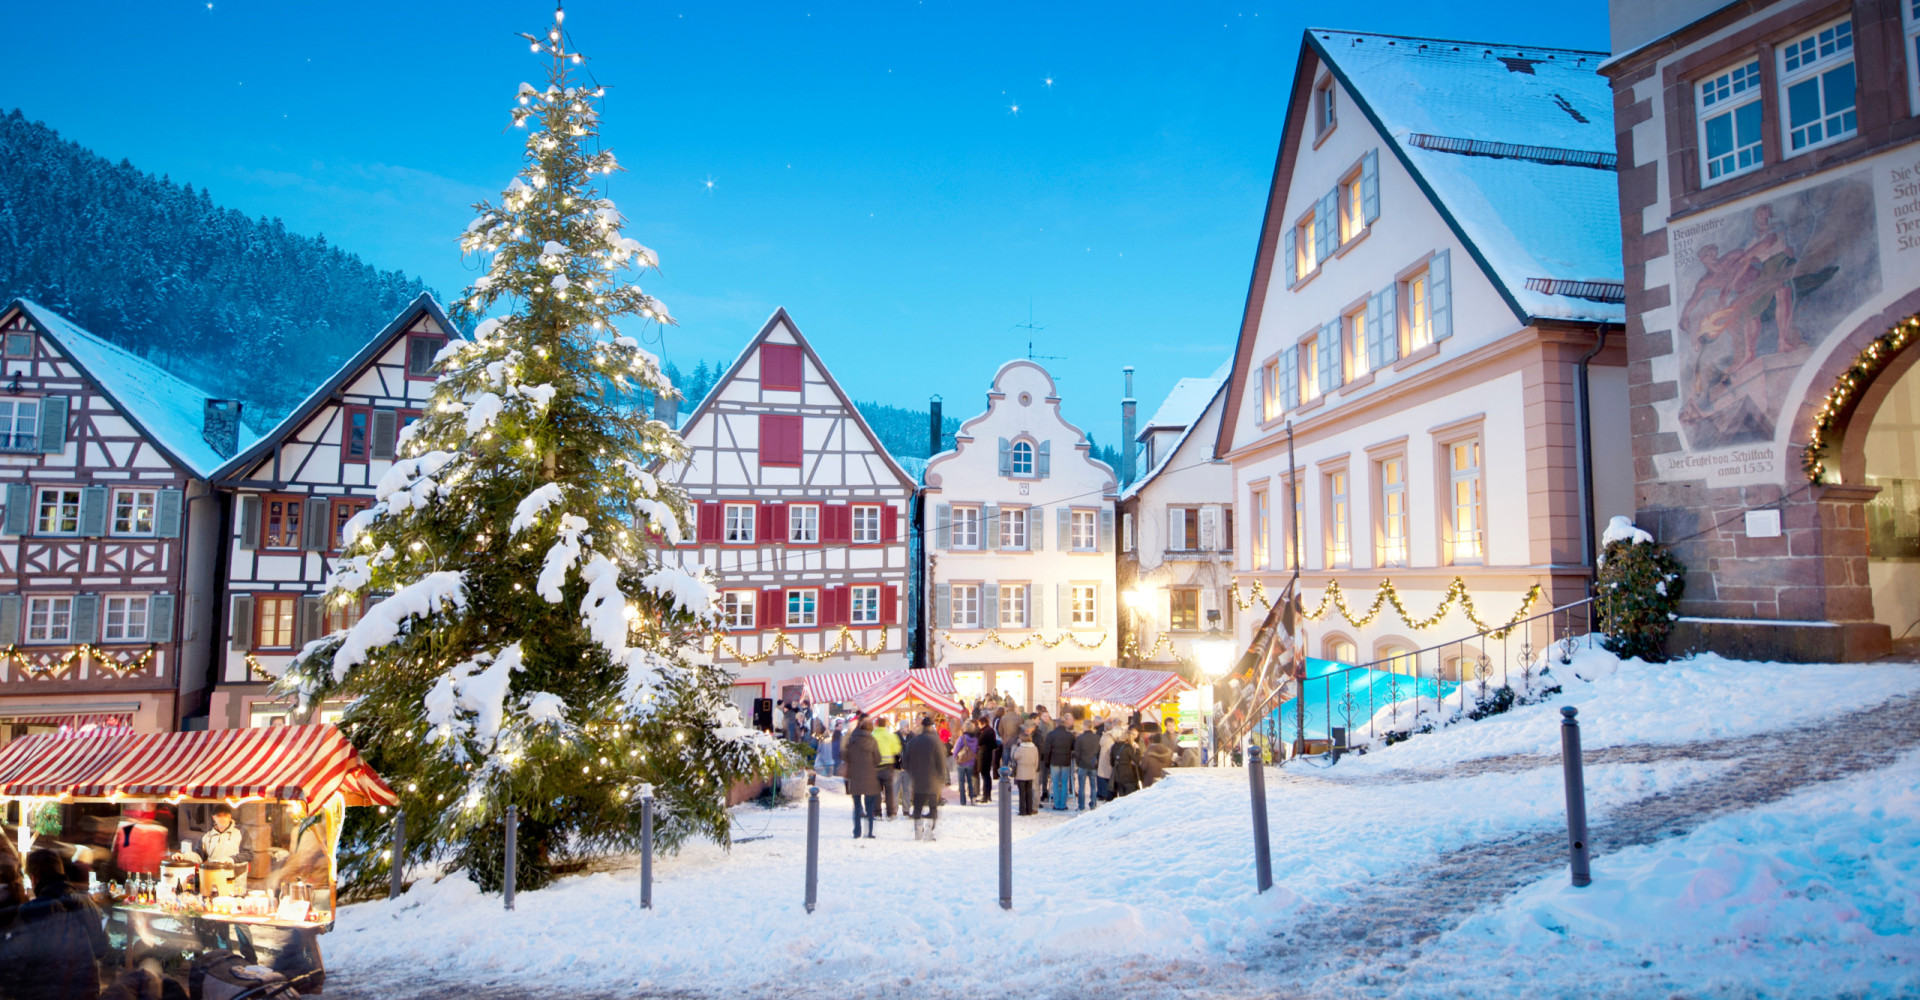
[1014,299,1065,365]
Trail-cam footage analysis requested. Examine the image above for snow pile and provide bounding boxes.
[1600,514,1654,547]
[331,571,467,680]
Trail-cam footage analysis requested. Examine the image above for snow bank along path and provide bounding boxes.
[324,650,1920,1000]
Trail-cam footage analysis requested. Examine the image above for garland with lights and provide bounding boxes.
[1802,315,1920,482]
[708,627,887,665]
[242,653,277,682]
[940,629,1110,651]
[1228,577,1543,638]
[1121,632,1178,660]
[3,643,159,679]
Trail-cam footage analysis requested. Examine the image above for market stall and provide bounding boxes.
[1060,666,1194,713]
[803,667,963,718]
[0,723,396,984]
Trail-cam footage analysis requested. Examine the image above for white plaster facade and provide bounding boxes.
[923,360,1118,710]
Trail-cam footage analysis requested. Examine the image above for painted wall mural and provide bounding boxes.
[1672,171,1882,455]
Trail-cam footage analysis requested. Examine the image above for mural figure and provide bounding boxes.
[1675,173,1880,452]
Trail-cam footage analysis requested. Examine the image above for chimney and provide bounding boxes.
[1120,366,1137,485]
[652,392,679,428]
[202,399,242,459]
[928,395,943,455]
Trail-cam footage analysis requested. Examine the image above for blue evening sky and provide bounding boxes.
[2,1,1608,447]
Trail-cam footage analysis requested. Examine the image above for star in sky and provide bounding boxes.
[1044,76,1054,87]
[1009,103,1019,115]
[702,176,716,193]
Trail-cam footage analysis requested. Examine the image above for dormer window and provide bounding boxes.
[1011,440,1034,476]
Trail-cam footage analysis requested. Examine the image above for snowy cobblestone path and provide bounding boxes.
[1259,690,1920,997]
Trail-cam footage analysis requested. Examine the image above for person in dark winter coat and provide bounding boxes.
[973,716,1000,802]
[1,849,110,1000]
[841,718,884,839]
[1043,720,1077,811]
[1109,729,1144,798]
[1072,721,1102,810]
[1142,731,1176,786]
[901,721,950,841]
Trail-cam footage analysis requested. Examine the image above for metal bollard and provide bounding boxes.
[640,784,655,909]
[997,765,1013,910]
[388,810,405,901]
[1560,706,1592,887]
[804,775,820,914]
[1247,743,1273,894]
[502,805,517,911]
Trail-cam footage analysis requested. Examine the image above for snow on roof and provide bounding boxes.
[15,299,258,478]
[1312,30,1623,323]
[1121,374,1229,501]
[1138,359,1233,439]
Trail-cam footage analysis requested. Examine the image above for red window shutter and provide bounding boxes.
[828,586,848,627]
[881,505,900,543]
[761,344,804,391]
[882,584,900,624]
[824,505,848,545]
[697,502,722,543]
[760,589,781,630]
[759,502,786,543]
[759,414,803,467]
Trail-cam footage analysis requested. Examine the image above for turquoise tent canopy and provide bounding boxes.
[1267,657,1460,746]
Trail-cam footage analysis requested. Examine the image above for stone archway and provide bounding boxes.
[1822,313,1920,639]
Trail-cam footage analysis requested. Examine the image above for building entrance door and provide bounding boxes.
[1863,359,1920,634]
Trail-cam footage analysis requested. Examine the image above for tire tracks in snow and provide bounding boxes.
[1258,690,1920,997]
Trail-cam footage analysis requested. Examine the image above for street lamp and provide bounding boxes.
[1123,588,1155,667]
[1190,610,1234,766]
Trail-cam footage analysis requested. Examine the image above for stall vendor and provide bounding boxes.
[200,805,254,893]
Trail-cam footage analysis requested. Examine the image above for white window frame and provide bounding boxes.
[1326,470,1351,568]
[1315,76,1336,135]
[1340,167,1365,243]
[1069,509,1096,552]
[112,489,159,537]
[999,584,1028,629]
[1252,488,1271,570]
[1778,18,1858,157]
[1001,506,1027,550]
[720,590,756,630]
[1379,457,1408,568]
[951,583,980,628]
[850,584,881,626]
[1447,438,1486,565]
[1298,337,1321,404]
[1697,58,1765,185]
[1344,305,1369,383]
[1010,440,1035,477]
[1070,584,1097,627]
[1404,271,1433,353]
[103,595,150,643]
[1296,215,1320,279]
[1327,637,1358,664]
[788,503,819,544]
[36,487,82,536]
[723,503,756,544]
[851,504,881,544]
[953,506,981,549]
[1261,358,1282,421]
[786,588,818,628]
[0,399,39,453]
[26,595,73,643]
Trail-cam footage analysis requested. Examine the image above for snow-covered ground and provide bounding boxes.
[327,649,1920,999]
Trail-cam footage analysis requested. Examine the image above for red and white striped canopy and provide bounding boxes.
[0,724,398,807]
[1061,667,1194,710]
[853,672,966,719]
[803,667,956,704]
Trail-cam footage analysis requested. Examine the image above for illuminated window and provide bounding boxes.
[103,595,149,642]
[1325,470,1351,568]
[1448,440,1484,563]
[1379,458,1408,567]
[256,595,297,650]
[720,591,756,630]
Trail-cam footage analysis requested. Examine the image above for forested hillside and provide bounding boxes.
[0,109,433,421]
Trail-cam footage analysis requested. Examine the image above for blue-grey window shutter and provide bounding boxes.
[1279,348,1297,412]
[1057,507,1071,549]
[1430,249,1453,341]
[983,503,999,551]
[79,486,108,537]
[0,594,18,644]
[1283,228,1298,289]
[71,593,100,644]
[1361,149,1380,224]
[1036,440,1051,478]
[1030,584,1043,628]
[934,584,951,629]
[297,595,325,647]
[230,594,254,651]
[1317,322,1340,395]
[1376,282,1399,365]
[238,495,260,551]
[147,593,176,643]
[985,581,1001,627]
[935,503,951,550]
[997,438,1012,476]
[302,497,330,551]
[1314,191,1336,264]
[370,410,398,461]
[1057,584,1068,626]
[1365,292,1387,373]
[3,483,29,536]
[1098,508,1115,553]
[37,396,67,454]
[155,489,184,538]
[1030,507,1044,551]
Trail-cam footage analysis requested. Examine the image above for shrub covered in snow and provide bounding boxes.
[1596,516,1686,662]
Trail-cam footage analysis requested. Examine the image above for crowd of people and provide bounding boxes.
[0,837,182,1000]
[776,695,1190,842]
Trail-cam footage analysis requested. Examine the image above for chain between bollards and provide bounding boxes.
[804,773,820,914]
[997,765,1013,910]
[1247,743,1273,894]
[1560,706,1592,887]
[640,784,655,909]
[388,810,405,901]
[502,804,517,912]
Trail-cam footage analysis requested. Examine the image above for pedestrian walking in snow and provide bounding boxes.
[902,720,949,841]
[1011,732,1041,816]
[953,720,980,805]
[872,718,903,819]
[843,717,884,839]
[1044,716,1076,811]
[1096,722,1117,801]
[974,715,1000,803]
[1072,719,1101,810]
[1142,728,1175,786]
[891,719,915,817]
[1110,728,1143,798]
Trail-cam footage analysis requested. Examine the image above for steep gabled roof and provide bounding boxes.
[1123,376,1229,502]
[214,292,458,481]
[673,308,919,493]
[1138,359,1232,441]
[8,299,259,478]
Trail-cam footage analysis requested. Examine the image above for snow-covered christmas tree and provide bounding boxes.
[278,5,784,893]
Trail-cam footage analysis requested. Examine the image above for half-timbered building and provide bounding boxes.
[658,309,917,712]
[206,294,459,728]
[0,300,251,742]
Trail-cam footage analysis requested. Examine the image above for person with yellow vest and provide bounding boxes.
[871,719,903,819]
